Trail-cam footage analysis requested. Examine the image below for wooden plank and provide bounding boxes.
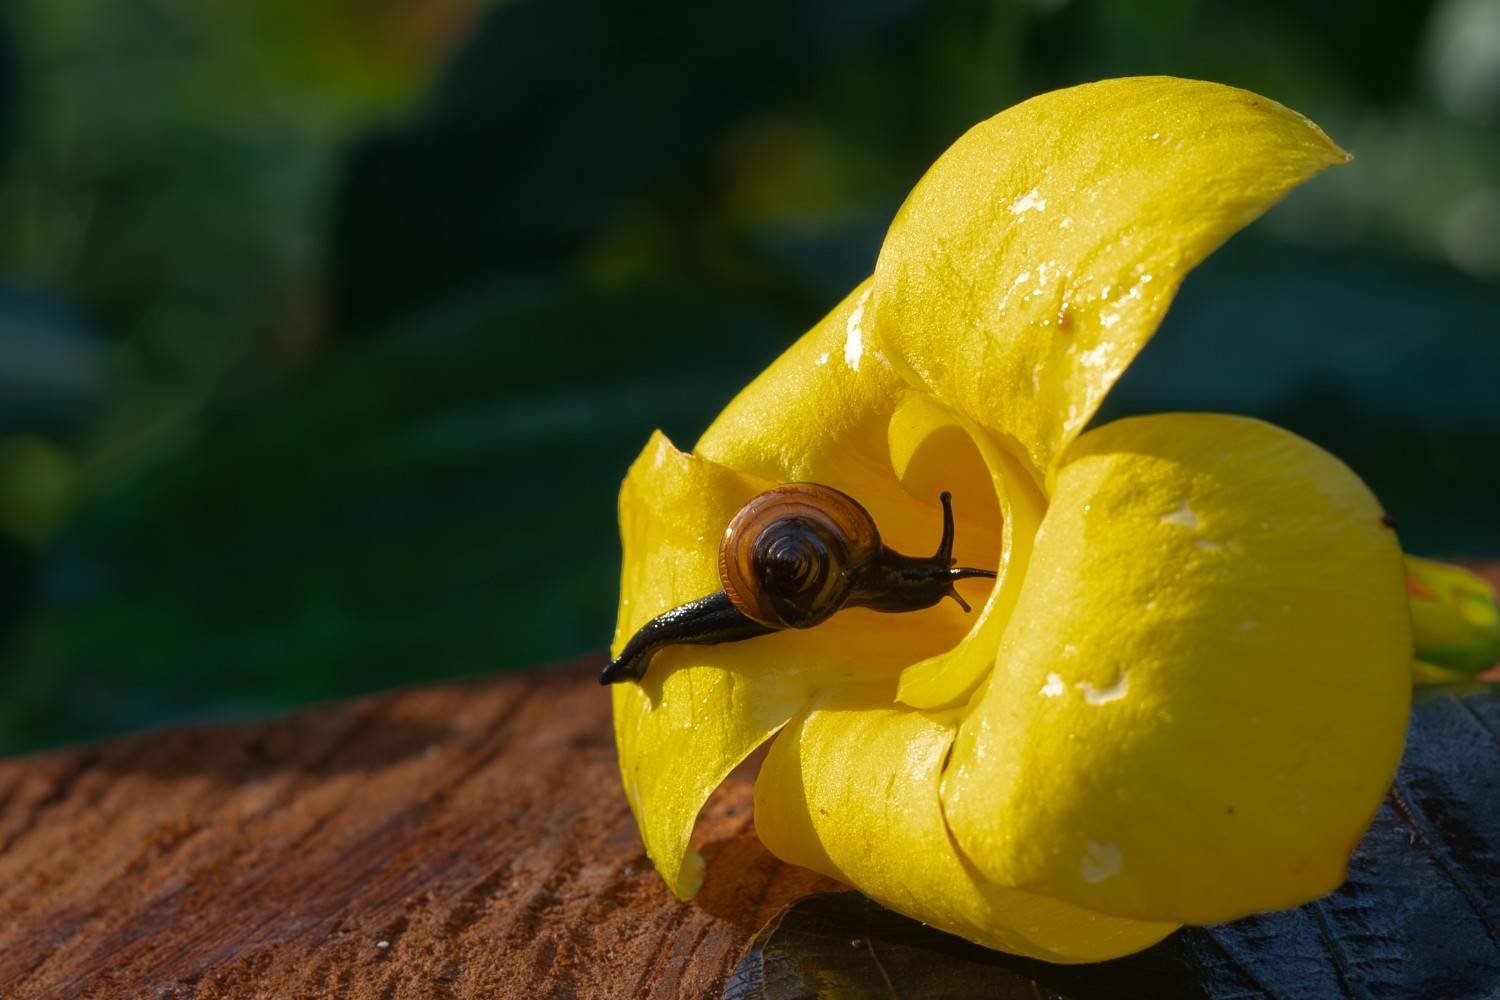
[0,659,836,999]
[1,561,1495,997]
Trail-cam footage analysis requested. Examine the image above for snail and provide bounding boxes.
[600,484,996,685]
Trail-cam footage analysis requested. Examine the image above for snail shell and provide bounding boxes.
[718,483,880,629]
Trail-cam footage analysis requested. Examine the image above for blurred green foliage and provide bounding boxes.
[0,0,1496,753]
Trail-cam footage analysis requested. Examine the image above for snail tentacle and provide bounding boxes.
[844,489,995,615]
[935,490,958,564]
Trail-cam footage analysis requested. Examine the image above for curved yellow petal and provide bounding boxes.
[893,409,1047,710]
[696,282,1005,676]
[611,432,801,898]
[941,414,1411,924]
[870,77,1349,484]
[613,432,993,897]
[696,287,1033,710]
[696,282,901,507]
[696,282,1001,588]
[754,687,1178,962]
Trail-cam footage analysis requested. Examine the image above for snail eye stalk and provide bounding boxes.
[600,485,996,686]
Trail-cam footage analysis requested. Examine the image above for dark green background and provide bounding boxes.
[1,0,1496,754]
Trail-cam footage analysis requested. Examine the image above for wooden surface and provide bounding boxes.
[0,658,836,999]
[2,563,1496,999]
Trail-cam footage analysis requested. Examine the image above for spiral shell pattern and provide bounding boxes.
[719,483,881,628]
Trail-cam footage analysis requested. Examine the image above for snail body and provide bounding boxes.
[600,483,995,685]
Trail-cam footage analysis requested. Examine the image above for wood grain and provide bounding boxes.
[0,658,837,999]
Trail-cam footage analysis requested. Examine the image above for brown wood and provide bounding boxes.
[0,657,837,999]
[1,561,1496,998]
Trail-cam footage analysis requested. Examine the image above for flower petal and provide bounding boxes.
[892,408,1047,710]
[697,282,1001,583]
[754,687,1179,961]
[696,282,901,506]
[871,77,1349,483]
[611,432,801,898]
[697,286,1029,709]
[696,282,1002,661]
[941,414,1411,924]
[613,432,995,897]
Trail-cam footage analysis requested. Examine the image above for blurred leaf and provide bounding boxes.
[726,685,1500,999]
[0,435,74,545]
[0,279,795,752]
[0,289,108,435]
[331,0,928,329]
[2,0,1500,759]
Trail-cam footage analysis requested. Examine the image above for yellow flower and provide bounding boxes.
[608,78,1417,961]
